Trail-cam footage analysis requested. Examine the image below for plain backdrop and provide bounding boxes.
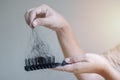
[0,0,120,80]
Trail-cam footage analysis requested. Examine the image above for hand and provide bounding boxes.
[54,53,111,75]
[24,4,69,31]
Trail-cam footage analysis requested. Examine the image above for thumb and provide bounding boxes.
[33,18,50,27]
[69,54,87,63]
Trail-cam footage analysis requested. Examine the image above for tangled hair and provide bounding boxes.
[101,44,120,72]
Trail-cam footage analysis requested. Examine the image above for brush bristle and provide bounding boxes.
[24,56,61,71]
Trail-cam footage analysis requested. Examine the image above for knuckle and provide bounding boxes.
[39,4,50,11]
[29,10,35,18]
[29,9,34,15]
[27,8,34,13]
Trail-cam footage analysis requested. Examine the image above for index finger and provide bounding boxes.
[29,10,37,28]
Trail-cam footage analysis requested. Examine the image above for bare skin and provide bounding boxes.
[24,4,120,80]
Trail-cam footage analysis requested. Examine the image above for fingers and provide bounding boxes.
[36,4,48,15]
[29,10,37,27]
[69,54,88,63]
[24,4,52,28]
[52,54,94,74]
[53,62,93,74]
[33,18,51,27]
[52,54,106,74]
[53,54,88,73]
[24,8,35,27]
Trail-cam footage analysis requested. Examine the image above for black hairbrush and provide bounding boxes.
[24,56,69,71]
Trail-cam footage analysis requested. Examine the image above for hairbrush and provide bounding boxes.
[24,29,69,71]
[24,56,69,71]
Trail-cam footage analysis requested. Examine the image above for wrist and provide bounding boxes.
[55,22,71,33]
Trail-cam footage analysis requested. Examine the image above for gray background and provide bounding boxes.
[0,0,120,80]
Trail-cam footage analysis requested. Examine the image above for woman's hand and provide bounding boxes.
[54,53,111,75]
[24,4,69,31]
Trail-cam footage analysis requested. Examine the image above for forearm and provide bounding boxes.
[56,24,84,57]
[56,24,87,80]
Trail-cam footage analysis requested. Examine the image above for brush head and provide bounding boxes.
[24,56,61,71]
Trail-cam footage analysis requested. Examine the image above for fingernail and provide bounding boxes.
[65,58,71,63]
[33,21,38,27]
